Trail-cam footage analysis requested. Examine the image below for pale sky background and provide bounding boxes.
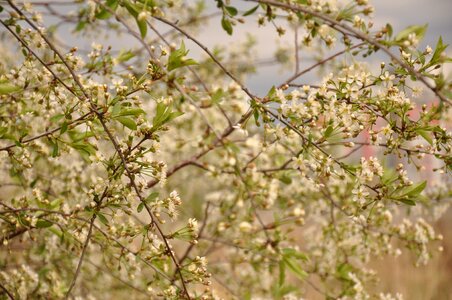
[16,0,452,96]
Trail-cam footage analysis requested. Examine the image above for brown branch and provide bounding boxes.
[64,215,95,299]
[0,282,15,300]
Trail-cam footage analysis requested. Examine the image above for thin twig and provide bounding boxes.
[0,282,15,300]
[280,42,365,88]
[64,215,96,299]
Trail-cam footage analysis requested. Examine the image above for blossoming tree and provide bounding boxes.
[0,0,451,299]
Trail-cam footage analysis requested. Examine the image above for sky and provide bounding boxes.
[173,0,452,95]
[18,0,452,96]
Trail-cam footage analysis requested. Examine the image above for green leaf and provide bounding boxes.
[0,82,21,95]
[415,129,433,145]
[123,0,146,38]
[386,23,393,38]
[50,114,65,123]
[115,50,135,63]
[253,108,260,126]
[283,257,307,280]
[403,181,427,197]
[281,248,308,281]
[95,0,119,20]
[282,248,308,261]
[70,142,97,156]
[324,125,334,139]
[137,202,144,213]
[68,130,95,142]
[138,192,158,212]
[136,18,147,39]
[278,260,286,287]
[96,212,109,225]
[336,263,353,280]
[211,89,224,104]
[60,121,68,135]
[243,5,259,16]
[225,6,238,16]
[75,21,87,32]
[427,36,448,68]
[167,41,198,72]
[279,173,292,185]
[36,219,53,228]
[116,116,137,130]
[118,108,146,117]
[51,141,59,157]
[266,85,277,100]
[392,181,427,206]
[397,198,416,206]
[382,168,398,185]
[395,24,427,42]
[146,192,159,202]
[152,103,183,128]
[221,17,233,35]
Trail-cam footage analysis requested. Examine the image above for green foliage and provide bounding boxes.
[167,41,198,71]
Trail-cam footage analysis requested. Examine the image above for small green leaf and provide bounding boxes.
[0,82,21,95]
[253,108,260,126]
[96,212,109,225]
[51,141,59,157]
[392,181,426,206]
[279,173,292,185]
[324,125,334,138]
[404,181,427,197]
[118,108,146,117]
[116,116,137,130]
[282,248,308,261]
[115,50,135,63]
[243,5,259,16]
[427,36,448,68]
[50,114,65,123]
[137,202,144,213]
[211,89,224,104]
[386,23,393,38]
[415,129,433,145]
[36,219,53,228]
[70,142,97,156]
[266,85,277,99]
[60,121,68,135]
[146,192,159,202]
[221,17,233,35]
[283,257,307,280]
[167,41,198,72]
[336,263,353,280]
[152,103,183,128]
[225,6,238,16]
[397,198,416,206]
[278,260,286,287]
[395,24,427,43]
[137,18,147,39]
[382,168,398,185]
[75,21,87,32]
[95,0,119,19]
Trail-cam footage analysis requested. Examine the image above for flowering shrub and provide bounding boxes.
[0,0,451,299]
